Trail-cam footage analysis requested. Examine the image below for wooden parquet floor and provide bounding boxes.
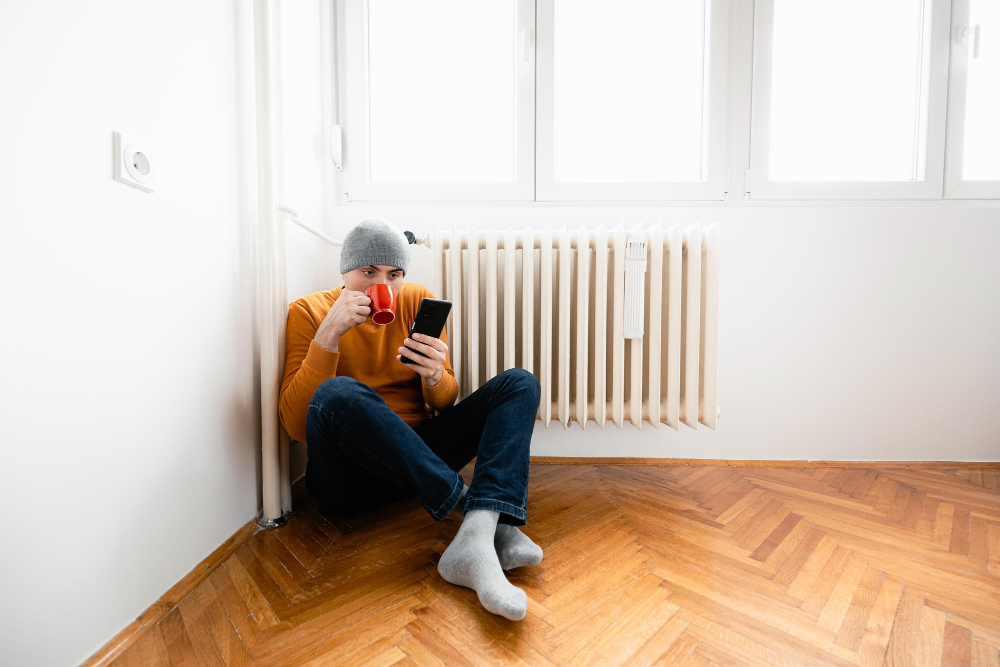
[109,464,1000,667]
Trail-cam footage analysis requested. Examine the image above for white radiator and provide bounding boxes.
[427,222,722,430]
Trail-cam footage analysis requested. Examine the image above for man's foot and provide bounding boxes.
[437,509,528,621]
[494,523,543,570]
[456,484,543,570]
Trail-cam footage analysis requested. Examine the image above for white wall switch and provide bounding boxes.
[112,131,154,193]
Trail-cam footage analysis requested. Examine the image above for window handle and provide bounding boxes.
[521,27,533,63]
[958,24,981,59]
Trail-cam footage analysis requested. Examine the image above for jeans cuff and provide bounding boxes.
[430,474,465,521]
[463,498,528,526]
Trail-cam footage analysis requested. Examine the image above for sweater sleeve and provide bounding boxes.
[278,302,340,443]
[420,297,459,411]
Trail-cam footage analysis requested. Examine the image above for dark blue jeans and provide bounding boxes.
[305,367,540,526]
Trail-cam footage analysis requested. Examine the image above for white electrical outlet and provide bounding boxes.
[112,131,154,193]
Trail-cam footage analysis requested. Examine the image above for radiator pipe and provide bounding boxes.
[254,0,289,529]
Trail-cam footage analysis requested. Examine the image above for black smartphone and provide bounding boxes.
[401,298,452,364]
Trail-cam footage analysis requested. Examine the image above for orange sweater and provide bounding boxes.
[278,283,458,444]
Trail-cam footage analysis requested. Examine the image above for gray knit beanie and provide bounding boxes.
[339,217,411,274]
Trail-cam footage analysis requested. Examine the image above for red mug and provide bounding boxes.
[365,284,396,325]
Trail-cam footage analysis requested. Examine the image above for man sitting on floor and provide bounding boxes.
[278,217,543,621]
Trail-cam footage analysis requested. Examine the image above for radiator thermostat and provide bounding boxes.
[624,237,647,339]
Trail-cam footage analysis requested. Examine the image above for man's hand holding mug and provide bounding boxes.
[315,284,396,352]
[314,289,372,352]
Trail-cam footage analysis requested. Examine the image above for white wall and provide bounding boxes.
[0,1,261,665]
[275,0,342,482]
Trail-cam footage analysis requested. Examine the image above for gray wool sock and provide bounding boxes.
[456,484,543,570]
[494,523,544,570]
[437,509,528,621]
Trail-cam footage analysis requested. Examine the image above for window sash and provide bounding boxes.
[345,0,535,202]
[944,0,1000,199]
[747,0,950,200]
[535,0,730,201]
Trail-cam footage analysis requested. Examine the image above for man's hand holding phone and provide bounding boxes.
[397,333,448,387]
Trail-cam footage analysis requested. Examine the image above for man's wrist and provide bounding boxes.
[422,369,443,387]
[315,334,340,353]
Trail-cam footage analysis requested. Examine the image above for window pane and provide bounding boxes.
[963,0,1000,180]
[553,0,707,183]
[367,0,514,183]
[769,0,925,181]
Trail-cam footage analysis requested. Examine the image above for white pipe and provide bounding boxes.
[276,203,431,249]
[276,205,343,246]
[254,0,288,528]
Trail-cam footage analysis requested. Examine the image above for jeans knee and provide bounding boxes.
[503,367,540,397]
[310,376,374,418]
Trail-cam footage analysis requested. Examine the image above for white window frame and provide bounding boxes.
[747,0,951,200]
[534,0,731,202]
[344,0,536,202]
[944,0,1000,198]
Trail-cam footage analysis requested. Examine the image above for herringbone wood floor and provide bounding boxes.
[109,464,1000,667]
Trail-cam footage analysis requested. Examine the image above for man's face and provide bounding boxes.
[342,264,405,294]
